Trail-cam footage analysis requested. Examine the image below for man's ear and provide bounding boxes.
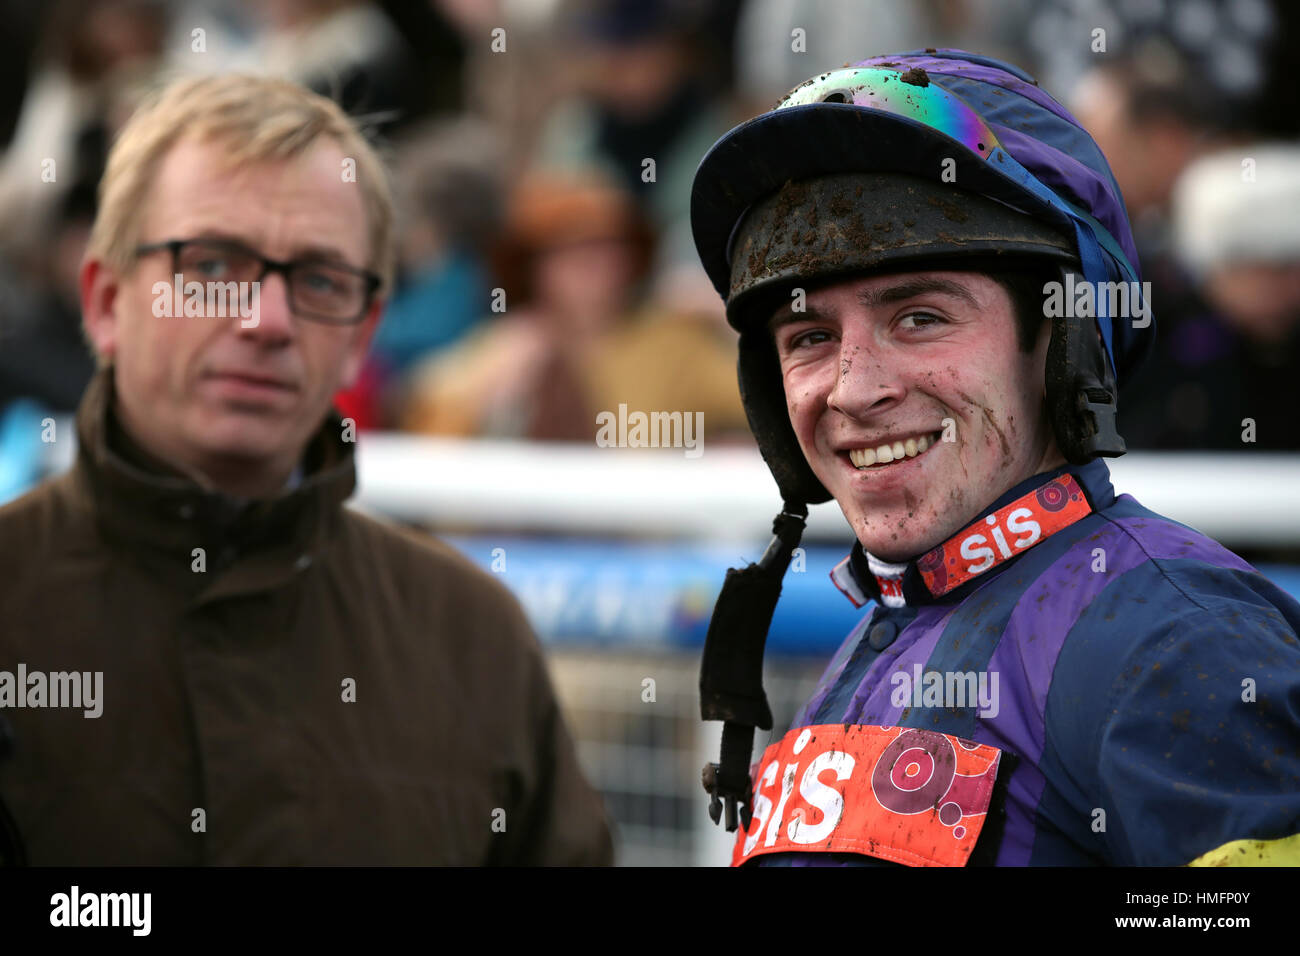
[339,296,385,389]
[80,257,122,363]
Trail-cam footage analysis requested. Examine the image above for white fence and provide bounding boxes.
[351,434,1300,547]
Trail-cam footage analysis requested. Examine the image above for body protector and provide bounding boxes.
[692,50,1155,831]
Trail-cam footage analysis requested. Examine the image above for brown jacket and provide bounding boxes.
[0,368,613,865]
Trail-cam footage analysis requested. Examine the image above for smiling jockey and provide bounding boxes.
[693,50,1300,867]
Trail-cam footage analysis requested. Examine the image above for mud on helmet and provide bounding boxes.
[693,50,1154,832]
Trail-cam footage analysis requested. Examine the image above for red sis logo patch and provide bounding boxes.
[734,725,1003,867]
[917,475,1091,597]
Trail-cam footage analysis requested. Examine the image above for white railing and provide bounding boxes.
[34,423,1300,546]
[354,433,1300,547]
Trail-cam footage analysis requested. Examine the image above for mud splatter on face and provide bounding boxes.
[785,271,1065,564]
[981,405,1011,459]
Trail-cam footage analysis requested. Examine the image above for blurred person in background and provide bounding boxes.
[0,0,167,411]
[1071,43,1252,255]
[402,171,653,440]
[590,270,754,447]
[1027,5,1286,279]
[402,170,749,442]
[733,0,1020,108]
[1060,18,1297,453]
[333,117,507,430]
[0,73,612,865]
[0,0,168,237]
[0,0,163,500]
[0,1,43,149]
[234,0,426,137]
[0,182,98,413]
[1022,0,1281,137]
[1121,145,1300,452]
[0,180,98,503]
[151,0,464,129]
[534,0,732,273]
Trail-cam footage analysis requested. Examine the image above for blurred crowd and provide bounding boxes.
[1,0,1299,486]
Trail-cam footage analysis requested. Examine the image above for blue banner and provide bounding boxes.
[445,534,1300,657]
[444,534,865,655]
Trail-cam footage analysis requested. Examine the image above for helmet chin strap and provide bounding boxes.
[1044,263,1127,463]
[699,502,808,832]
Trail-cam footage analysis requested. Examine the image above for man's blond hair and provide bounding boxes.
[86,73,395,293]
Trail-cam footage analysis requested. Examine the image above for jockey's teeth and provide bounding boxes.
[849,431,940,469]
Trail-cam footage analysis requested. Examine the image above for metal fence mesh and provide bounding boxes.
[546,648,828,866]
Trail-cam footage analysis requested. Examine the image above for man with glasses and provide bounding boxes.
[0,74,614,865]
[134,237,383,332]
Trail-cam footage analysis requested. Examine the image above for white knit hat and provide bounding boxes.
[1173,144,1300,276]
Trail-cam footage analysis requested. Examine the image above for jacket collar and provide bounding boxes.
[831,458,1115,609]
[71,365,357,571]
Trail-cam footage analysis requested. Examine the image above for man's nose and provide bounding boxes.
[237,270,294,339]
[825,329,905,419]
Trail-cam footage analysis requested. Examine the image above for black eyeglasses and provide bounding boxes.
[134,238,382,325]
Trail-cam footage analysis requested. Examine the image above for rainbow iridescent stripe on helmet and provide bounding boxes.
[774,67,1003,159]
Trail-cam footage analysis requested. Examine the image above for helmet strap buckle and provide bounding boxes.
[1046,267,1127,463]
